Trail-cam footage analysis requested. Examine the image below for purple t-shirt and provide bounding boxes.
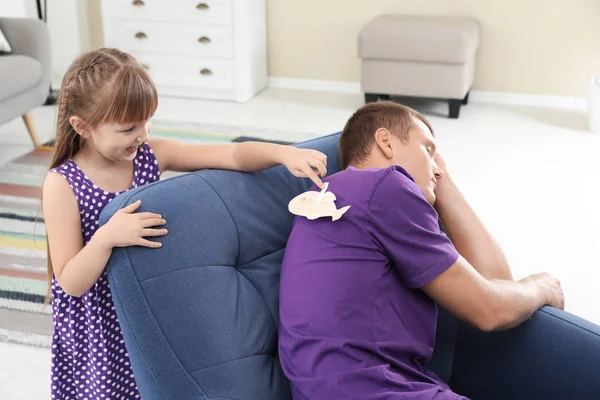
[279,165,466,400]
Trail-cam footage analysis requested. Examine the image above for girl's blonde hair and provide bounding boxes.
[45,48,158,303]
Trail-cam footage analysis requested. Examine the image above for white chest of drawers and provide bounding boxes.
[100,0,267,102]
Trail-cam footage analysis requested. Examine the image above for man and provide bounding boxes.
[278,102,564,399]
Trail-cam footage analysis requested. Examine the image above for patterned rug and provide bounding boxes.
[0,127,293,347]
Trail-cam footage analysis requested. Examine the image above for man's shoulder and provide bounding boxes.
[323,166,421,210]
[374,165,416,186]
[366,166,422,206]
[332,165,413,189]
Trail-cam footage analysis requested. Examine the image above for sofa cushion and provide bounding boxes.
[359,15,480,64]
[101,134,343,400]
[0,55,42,103]
[101,132,460,399]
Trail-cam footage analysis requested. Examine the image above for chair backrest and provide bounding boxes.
[102,133,342,400]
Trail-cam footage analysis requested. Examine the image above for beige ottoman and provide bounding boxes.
[358,15,480,118]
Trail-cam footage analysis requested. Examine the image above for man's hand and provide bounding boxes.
[524,272,565,310]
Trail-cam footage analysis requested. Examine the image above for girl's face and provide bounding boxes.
[88,118,152,163]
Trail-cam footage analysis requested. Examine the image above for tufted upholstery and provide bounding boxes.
[101,133,342,399]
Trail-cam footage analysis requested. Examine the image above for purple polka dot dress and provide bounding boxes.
[48,143,160,399]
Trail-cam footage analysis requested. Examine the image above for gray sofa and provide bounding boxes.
[0,17,51,148]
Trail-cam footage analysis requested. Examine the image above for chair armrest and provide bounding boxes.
[449,306,600,400]
[0,17,51,87]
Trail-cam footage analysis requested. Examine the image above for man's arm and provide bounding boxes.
[369,168,562,332]
[422,255,563,331]
[433,155,513,280]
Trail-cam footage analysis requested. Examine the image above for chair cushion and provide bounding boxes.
[359,15,480,64]
[0,55,42,103]
[101,133,343,400]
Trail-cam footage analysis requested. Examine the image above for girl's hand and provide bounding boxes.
[98,200,167,249]
[281,147,328,189]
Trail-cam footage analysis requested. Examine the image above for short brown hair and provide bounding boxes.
[338,101,434,169]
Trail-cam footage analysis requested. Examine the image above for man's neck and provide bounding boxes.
[350,156,392,170]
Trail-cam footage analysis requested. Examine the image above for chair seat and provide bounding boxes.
[0,55,42,103]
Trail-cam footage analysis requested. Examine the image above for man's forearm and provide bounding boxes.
[434,175,513,280]
[485,277,547,330]
[423,256,562,333]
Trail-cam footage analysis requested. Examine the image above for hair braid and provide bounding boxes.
[42,48,159,305]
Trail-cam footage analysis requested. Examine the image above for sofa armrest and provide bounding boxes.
[0,17,51,87]
[449,306,600,400]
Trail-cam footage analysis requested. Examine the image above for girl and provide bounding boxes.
[42,48,327,400]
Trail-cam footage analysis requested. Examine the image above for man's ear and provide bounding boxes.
[69,116,90,138]
[374,128,393,160]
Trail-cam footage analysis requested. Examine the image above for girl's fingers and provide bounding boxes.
[300,165,324,189]
[121,200,142,213]
[137,212,162,220]
[138,238,163,248]
[141,217,167,227]
[142,228,168,237]
[309,158,327,177]
[316,152,327,165]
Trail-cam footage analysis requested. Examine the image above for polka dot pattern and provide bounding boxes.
[49,144,160,399]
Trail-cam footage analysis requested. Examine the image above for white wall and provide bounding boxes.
[47,0,90,88]
[266,0,600,98]
[0,1,31,18]
[84,0,600,98]
[9,1,600,98]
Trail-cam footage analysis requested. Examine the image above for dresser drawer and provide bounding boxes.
[134,54,235,91]
[112,21,233,59]
[106,0,232,26]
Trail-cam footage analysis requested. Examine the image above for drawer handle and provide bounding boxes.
[196,3,210,10]
[135,32,148,39]
[200,69,212,76]
[141,63,150,70]
[132,0,145,6]
[198,36,211,44]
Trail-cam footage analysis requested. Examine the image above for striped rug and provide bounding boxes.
[0,146,50,348]
[0,126,292,347]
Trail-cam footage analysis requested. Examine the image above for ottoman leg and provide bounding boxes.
[365,93,379,103]
[462,91,470,105]
[364,93,391,103]
[449,99,462,119]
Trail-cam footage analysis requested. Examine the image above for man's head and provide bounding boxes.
[339,101,442,204]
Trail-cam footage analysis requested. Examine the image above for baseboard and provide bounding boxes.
[268,77,361,94]
[470,91,587,111]
[267,77,588,111]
